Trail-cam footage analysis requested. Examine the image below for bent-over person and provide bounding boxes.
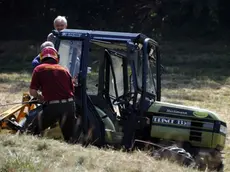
[29,46,76,143]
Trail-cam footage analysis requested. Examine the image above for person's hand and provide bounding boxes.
[37,94,44,103]
[72,75,78,86]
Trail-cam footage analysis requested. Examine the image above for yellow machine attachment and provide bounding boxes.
[0,93,37,134]
[0,92,64,140]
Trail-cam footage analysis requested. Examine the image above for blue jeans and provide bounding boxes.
[21,105,43,130]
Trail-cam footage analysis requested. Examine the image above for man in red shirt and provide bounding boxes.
[29,46,77,142]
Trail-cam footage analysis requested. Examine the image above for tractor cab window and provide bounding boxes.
[109,54,124,97]
[134,46,157,96]
[135,50,143,91]
[127,64,134,93]
[147,47,157,95]
[58,40,82,77]
[86,44,105,95]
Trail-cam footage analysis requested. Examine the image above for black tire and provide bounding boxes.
[153,145,196,168]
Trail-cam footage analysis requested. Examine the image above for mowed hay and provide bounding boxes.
[0,134,199,172]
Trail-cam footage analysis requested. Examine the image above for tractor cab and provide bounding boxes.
[53,29,161,146]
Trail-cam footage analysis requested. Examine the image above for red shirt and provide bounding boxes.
[30,62,74,101]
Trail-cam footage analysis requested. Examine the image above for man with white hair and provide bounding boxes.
[32,41,54,68]
[47,16,68,43]
[32,16,68,68]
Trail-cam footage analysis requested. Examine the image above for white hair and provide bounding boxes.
[54,16,67,25]
[40,41,54,50]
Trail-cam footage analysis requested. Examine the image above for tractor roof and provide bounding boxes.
[52,29,151,43]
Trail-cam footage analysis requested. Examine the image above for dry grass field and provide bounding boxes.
[0,40,229,171]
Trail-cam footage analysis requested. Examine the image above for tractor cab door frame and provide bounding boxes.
[101,45,138,116]
[102,49,127,116]
[55,34,105,146]
[103,49,120,111]
[139,38,161,115]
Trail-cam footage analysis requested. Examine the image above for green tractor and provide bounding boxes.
[53,29,226,171]
[0,29,225,171]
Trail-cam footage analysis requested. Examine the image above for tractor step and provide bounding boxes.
[105,129,123,144]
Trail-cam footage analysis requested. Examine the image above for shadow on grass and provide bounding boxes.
[0,61,33,73]
[0,40,39,73]
[160,40,230,89]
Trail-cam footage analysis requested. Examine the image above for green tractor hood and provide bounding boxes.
[147,101,227,150]
[148,101,224,122]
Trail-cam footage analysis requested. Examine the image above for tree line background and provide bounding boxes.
[0,0,230,41]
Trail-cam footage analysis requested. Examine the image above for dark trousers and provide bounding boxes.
[28,101,77,142]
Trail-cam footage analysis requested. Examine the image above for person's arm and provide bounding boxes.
[65,69,76,94]
[29,89,43,101]
[72,75,78,87]
[47,33,56,44]
[32,55,40,68]
[29,69,44,101]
